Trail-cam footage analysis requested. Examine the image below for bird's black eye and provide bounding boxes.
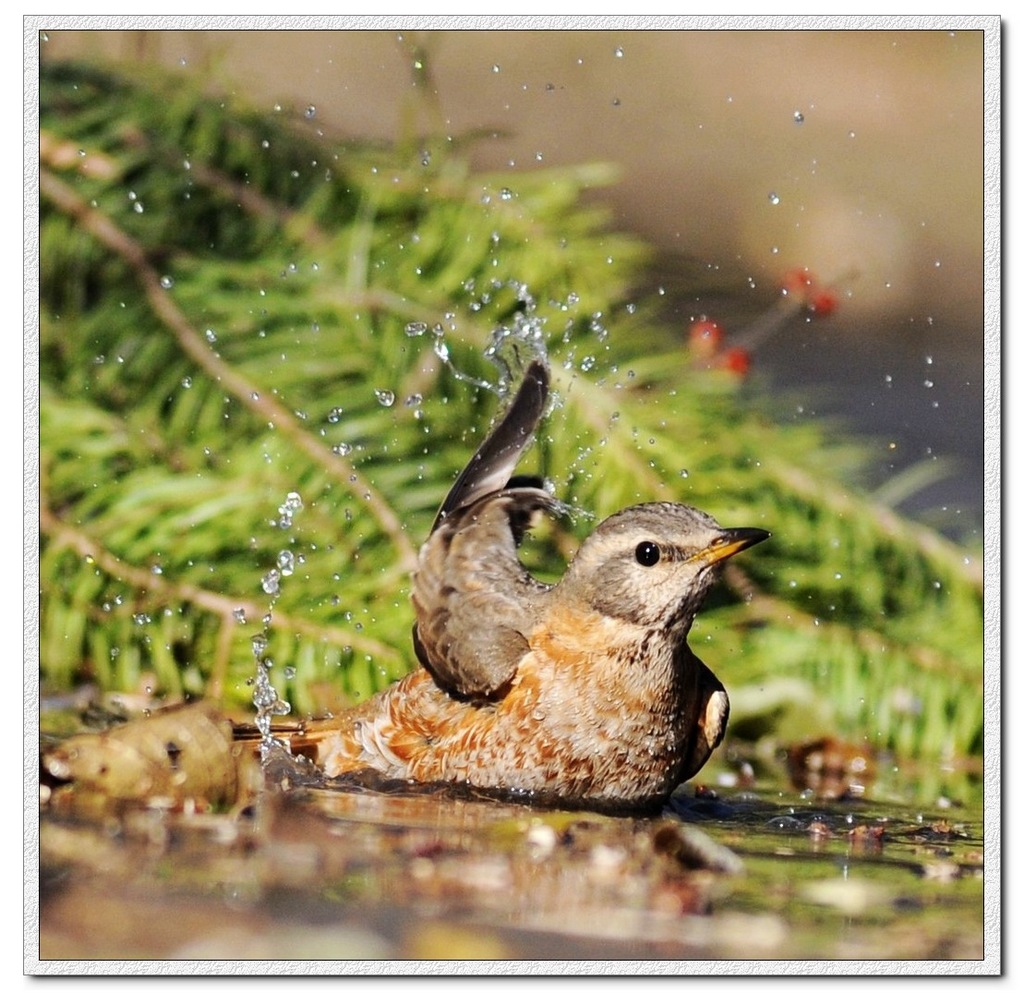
[635,541,661,566]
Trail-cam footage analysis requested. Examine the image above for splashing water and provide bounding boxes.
[405,285,600,528]
[251,629,291,756]
[277,490,303,530]
[252,491,304,760]
[405,280,550,400]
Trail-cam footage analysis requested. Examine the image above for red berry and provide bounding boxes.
[780,267,839,317]
[780,267,815,295]
[718,347,751,376]
[688,319,723,359]
[809,289,839,316]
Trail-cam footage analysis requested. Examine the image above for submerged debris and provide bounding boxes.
[41,703,259,812]
[785,736,877,799]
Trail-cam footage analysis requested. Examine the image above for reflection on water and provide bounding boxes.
[38,743,985,964]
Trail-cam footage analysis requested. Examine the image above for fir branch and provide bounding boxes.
[40,485,404,677]
[772,459,980,588]
[722,565,974,683]
[40,167,418,572]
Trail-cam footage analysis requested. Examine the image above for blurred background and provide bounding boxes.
[39,26,989,538]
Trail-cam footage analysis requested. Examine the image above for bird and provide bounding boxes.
[316,359,769,810]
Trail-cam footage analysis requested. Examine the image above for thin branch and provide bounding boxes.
[722,565,976,683]
[39,167,419,573]
[39,493,406,667]
[185,159,328,247]
[769,460,982,588]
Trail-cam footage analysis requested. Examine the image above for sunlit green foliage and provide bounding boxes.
[38,60,983,760]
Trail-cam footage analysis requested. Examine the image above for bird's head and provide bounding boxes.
[559,502,769,635]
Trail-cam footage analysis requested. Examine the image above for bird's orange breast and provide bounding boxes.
[318,600,686,805]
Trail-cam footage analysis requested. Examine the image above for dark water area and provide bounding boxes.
[652,270,987,544]
[750,318,984,538]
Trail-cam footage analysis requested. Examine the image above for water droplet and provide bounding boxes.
[333,442,353,456]
[261,569,281,596]
[768,191,781,205]
[327,407,343,423]
[181,376,192,389]
[374,388,395,407]
[160,276,174,289]
[277,550,295,576]
[614,46,624,57]
[304,105,317,120]
[276,491,303,529]
[233,608,247,624]
[204,328,217,343]
[793,110,804,123]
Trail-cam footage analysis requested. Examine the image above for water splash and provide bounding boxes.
[277,490,303,530]
[252,491,304,760]
[405,280,550,401]
[251,629,291,756]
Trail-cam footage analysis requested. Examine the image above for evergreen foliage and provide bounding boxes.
[38,60,983,760]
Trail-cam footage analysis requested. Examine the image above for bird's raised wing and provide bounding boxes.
[413,487,560,697]
[430,359,549,531]
[413,359,557,697]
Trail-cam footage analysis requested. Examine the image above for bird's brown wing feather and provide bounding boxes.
[413,487,559,697]
[412,358,556,698]
[431,359,549,531]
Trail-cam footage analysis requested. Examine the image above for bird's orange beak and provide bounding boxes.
[694,527,770,567]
